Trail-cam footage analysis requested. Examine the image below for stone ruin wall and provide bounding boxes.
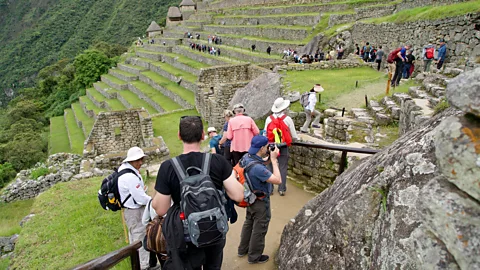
[351,14,480,67]
[196,63,268,127]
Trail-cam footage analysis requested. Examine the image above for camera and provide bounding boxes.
[268,142,287,152]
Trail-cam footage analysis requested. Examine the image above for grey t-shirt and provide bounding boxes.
[376,49,384,60]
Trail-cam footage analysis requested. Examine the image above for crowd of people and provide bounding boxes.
[113,84,333,269]
[188,42,222,56]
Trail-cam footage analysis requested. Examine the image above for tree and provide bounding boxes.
[0,162,16,188]
[73,49,113,89]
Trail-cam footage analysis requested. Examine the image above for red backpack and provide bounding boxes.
[266,115,292,146]
[425,47,434,59]
[387,47,402,63]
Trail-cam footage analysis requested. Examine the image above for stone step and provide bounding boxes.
[391,93,412,105]
[162,31,187,39]
[135,48,163,61]
[63,108,86,154]
[116,88,159,115]
[148,61,198,93]
[212,13,320,27]
[182,20,209,27]
[79,96,102,116]
[142,44,173,53]
[71,102,94,137]
[380,96,400,120]
[149,37,182,46]
[423,83,446,98]
[129,81,183,112]
[173,45,243,66]
[108,69,138,82]
[202,24,310,42]
[139,71,195,108]
[117,63,148,75]
[408,86,430,99]
[182,39,283,64]
[101,74,128,90]
[86,88,109,110]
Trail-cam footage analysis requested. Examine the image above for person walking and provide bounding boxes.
[265,97,298,196]
[226,103,260,165]
[422,40,436,72]
[118,147,151,270]
[375,45,384,71]
[300,84,323,133]
[207,127,223,155]
[219,110,234,165]
[266,46,271,55]
[152,116,244,270]
[391,44,411,87]
[237,135,281,264]
[402,49,415,79]
[436,38,447,70]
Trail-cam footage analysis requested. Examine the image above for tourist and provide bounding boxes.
[237,135,281,264]
[369,46,376,63]
[219,110,234,165]
[363,42,372,62]
[217,48,221,56]
[355,43,360,55]
[300,84,323,133]
[265,97,298,196]
[337,45,344,59]
[207,127,223,155]
[422,40,436,72]
[118,146,151,269]
[436,38,447,70]
[163,41,166,46]
[251,44,256,52]
[152,116,244,269]
[267,46,271,55]
[391,44,411,87]
[226,103,260,165]
[403,49,415,79]
[376,45,384,71]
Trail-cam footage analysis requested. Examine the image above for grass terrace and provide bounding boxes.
[79,96,102,115]
[130,81,182,111]
[186,39,284,60]
[48,116,71,154]
[111,68,138,78]
[149,61,198,82]
[161,52,211,69]
[64,109,85,154]
[87,88,126,111]
[0,199,35,237]
[71,103,94,135]
[225,0,382,11]
[102,74,128,86]
[204,24,311,30]
[117,90,158,114]
[119,63,146,71]
[177,45,245,64]
[214,12,320,18]
[141,71,196,106]
[10,178,131,270]
[197,31,303,45]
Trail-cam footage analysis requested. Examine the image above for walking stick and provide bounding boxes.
[386,68,392,95]
[121,209,129,244]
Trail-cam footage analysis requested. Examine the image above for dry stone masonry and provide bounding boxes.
[277,68,480,269]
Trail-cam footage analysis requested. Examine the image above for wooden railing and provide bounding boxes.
[72,240,142,270]
[291,141,380,175]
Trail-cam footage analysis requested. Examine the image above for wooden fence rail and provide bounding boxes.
[72,240,142,270]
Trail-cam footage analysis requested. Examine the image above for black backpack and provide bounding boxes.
[98,168,138,211]
[171,153,228,247]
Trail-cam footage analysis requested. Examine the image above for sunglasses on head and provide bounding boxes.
[180,115,202,120]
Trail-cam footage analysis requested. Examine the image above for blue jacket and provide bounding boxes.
[437,44,447,61]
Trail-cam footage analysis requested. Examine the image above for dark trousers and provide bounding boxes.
[391,60,404,86]
[437,60,444,70]
[149,251,166,268]
[232,151,247,166]
[376,59,382,71]
[223,145,233,166]
[402,63,412,79]
[269,147,289,193]
[238,199,271,262]
[189,239,226,270]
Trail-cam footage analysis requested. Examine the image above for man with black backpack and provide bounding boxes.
[237,135,281,264]
[152,116,243,270]
[118,147,152,269]
[390,44,411,87]
[265,97,298,196]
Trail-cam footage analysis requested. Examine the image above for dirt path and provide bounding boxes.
[328,80,388,110]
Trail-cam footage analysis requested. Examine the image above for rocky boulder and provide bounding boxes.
[229,72,282,120]
[277,68,480,269]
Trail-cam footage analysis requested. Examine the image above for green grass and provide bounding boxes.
[152,109,200,157]
[106,99,127,111]
[117,90,158,114]
[0,199,35,237]
[204,23,311,30]
[102,74,128,86]
[71,103,94,136]
[0,257,10,269]
[130,81,182,111]
[186,39,283,60]
[283,67,382,111]
[64,109,85,154]
[79,96,103,115]
[87,88,108,102]
[48,116,71,154]
[11,178,131,270]
[162,52,211,69]
[226,0,381,11]
[119,63,146,71]
[141,71,195,106]
[365,1,480,24]
[87,88,126,111]
[111,69,137,78]
[149,61,198,82]
[195,31,303,45]
[215,12,320,18]
[177,45,244,64]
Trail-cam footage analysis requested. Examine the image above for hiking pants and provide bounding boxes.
[301,109,321,132]
[402,63,412,79]
[269,147,289,193]
[437,60,445,70]
[238,199,271,262]
[124,207,149,269]
[424,59,432,72]
[392,60,404,86]
[376,59,382,71]
[232,151,248,166]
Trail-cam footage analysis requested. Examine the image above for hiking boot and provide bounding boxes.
[300,130,308,134]
[312,124,321,128]
[279,191,285,196]
[249,255,269,264]
[238,252,247,257]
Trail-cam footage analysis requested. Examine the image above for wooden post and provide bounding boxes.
[386,69,392,95]
[130,250,141,270]
[338,150,348,175]
[355,80,358,88]
[341,107,345,117]
[318,93,322,104]
[365,95,368,108]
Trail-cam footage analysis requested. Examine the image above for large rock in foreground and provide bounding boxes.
[277,107,480,269]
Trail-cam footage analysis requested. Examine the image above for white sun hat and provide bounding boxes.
[123,147,147,163]
[313,84,324,92]
[207,127,216,133]
[271,97,291,113]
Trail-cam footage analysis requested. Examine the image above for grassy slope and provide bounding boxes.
[141,71,196,106]
[79,96,103,115]
[48,116,71,154]
[283,67,382,111]
[64,109,85,154]
[130,81,182,111]
[0,199,35,237]
[117,90,158,114]
[11,178,131,270]
[150,61,198,82]
[71,103,94,136]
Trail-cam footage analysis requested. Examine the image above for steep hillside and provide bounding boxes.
[0,0,179,105]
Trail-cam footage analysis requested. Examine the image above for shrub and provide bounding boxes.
[434,98,450,115]
[0,162,16,189]
[30,165,49,180]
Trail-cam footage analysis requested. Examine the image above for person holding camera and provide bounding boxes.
[265,97,298,196]
[237,135,281,264]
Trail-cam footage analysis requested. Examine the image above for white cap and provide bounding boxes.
[207,127,216,133]
[122,147,147,163]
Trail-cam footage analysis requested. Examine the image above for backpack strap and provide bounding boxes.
[202,153,212,175]
[117,168,141,207]
[171,157,187,182]
[279,114,287,121]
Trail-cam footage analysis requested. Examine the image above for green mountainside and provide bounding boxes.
[0,0,179,106]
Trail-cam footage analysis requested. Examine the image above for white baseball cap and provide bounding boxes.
[207,127,216,133]
[122,147,147,163]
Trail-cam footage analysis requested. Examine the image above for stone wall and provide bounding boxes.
[399,97,432,135]
[127,84,165,113]
[325,117,349,142]
[138,73,194,108]
[173,46,229,66]
[219,35,303,54]
[84,109,153,156]
[288,145,343,192]
[213,14,320,27]
[351,14,480,65]
[202,25,309,41]
[275,57,366,71]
